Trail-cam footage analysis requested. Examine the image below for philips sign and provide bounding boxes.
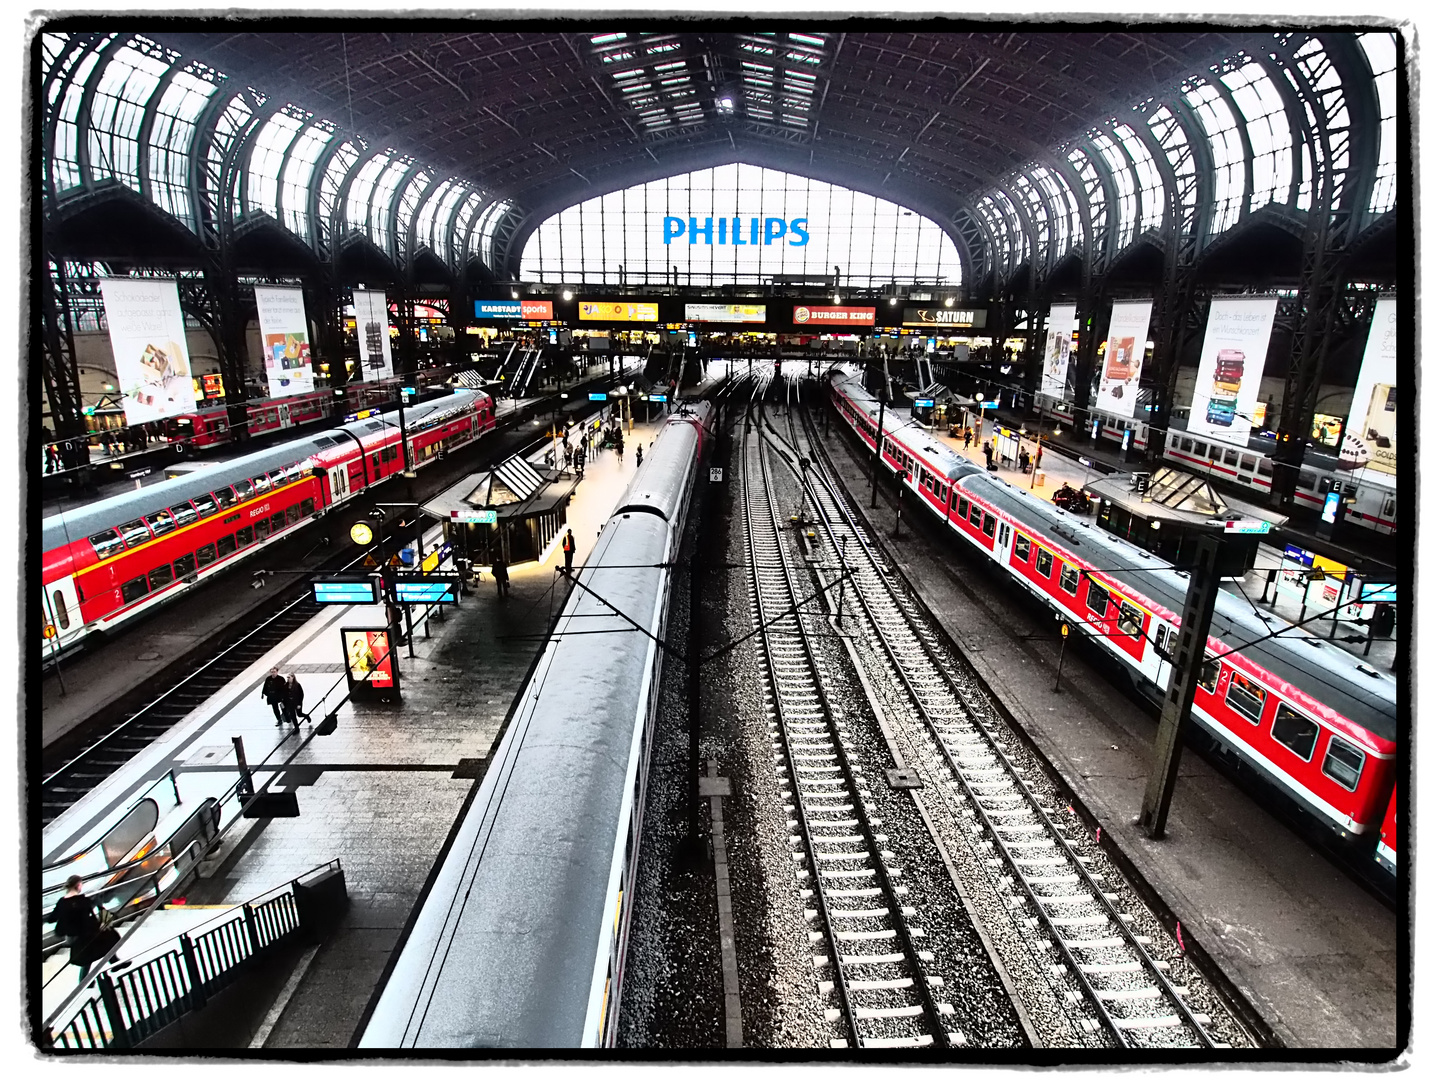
[663,216,809,246]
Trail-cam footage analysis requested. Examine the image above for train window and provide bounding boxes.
[192,492,218,517]
[242,525,260,546]
[1225,671,1266,723]
[52,591,70,629]
[1035,549,1054,579]
[286,504,302,525]
[145,510,177,537]
[1198,659,1220,693]
[271,511,286,532]
[1014,535,1032,563]
[196,544,217,568]
[1383,495,1396,517]
[212,487,236,509]
[982,513,996,538]
[148,563,175,590]
[173,552,196,579]
[1060,564,1079,595]
[968,504,983,528]
[1241,455,1257,472]
[1208,445,1222,462]
[1169,434,1180,449]
[1258,459,1273,477]
[232,479,254,499]
[120,576,148,604]
[216,534,236,558]
[954,495,968,518]
[371,454,381,470]
[169,502,198,527]
[118,519,151,547]
[1271,706,1319,761]
[1223,448,1239,467]
[89,529,125,560]
[255,517,271,540]
[251,474,272,494]
[1296,473,1316,492]
[1086,581,1110,617]
[1321,737,1364,792]
[1117,601,1143,638]
[300,497,316,517]
[1180,438,1194,453]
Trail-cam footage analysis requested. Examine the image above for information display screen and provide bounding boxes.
[312,577,381,604]
[392,578,460,604]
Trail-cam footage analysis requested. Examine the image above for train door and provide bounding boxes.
[278,402,292,429]
[43,576,84,651]
[994,521,1012,564]
[328,463,351,505]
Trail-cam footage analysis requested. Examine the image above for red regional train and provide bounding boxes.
[41,390,495,658]
[831,372,1398,869]
[161,368,459,450]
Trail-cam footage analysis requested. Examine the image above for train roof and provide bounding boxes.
[831,372,1396,744]
[361,512,674,1048]
[41,391,486,553]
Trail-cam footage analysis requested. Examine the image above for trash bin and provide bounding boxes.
[1035,471,1046,486]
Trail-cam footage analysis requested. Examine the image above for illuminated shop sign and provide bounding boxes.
[663,216,808,246]
[474,300,554,320]
[793,305,876,325]
[903,307,986,328]
[685,303,767,323]
[579,301,659,322]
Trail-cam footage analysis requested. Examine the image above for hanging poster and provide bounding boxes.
[1185,295,1279,446]
[1338,295,1398,478]
[353,289,394,380]
[100,278,197,426]
[254,285,315,398]
[1040,302,1077,400]
[1094,299,1153,417]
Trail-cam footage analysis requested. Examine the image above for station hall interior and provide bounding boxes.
[26,19,1416,1060]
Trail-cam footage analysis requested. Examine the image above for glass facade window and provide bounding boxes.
[209,92,256,222]
[476,199,513,264]
[1012,173,1050,259]
[451,190,485,266]
[345,151,391,238]
[1067,146,1108,250]
[1090,131,1138,248]
[1031,165,1079,260]
[368,155,412,253]
[247,109,303,220]
[1115,123,1165,234]
[1290,37,1350,212]
[280,119,334,241]
[148,65,221,228]
[413,178,454,256]
[1221,61,1294,211]
[316,137,361,243]
[1183,79,1246,233]
[1147,104,1197,233]
[395,168,434,254]
[1359,31,1398,214]
[519,163,962,288]
[88,40,174,194]
[428,181,469,255]
[51,43,108,192]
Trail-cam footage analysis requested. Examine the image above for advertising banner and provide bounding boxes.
[793,305,876,326]
[1338,295,1398,478]
[352,290,394,380]
[1185,295,1279,446]
[1094,299,1153,417]
[1040,302,1077,400]
[902,307,986,328]
[343,628,395,688]
[578,300,659,322]
[685,303,767,323]
[254,285,315,398]
[100,277,196,425]
[474,299,554,320]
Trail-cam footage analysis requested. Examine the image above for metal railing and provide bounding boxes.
[46,860,338,1051]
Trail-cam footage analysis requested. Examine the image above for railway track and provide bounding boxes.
[759,387,1228,1049]
[742,410,964,1050]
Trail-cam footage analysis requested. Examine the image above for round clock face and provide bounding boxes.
[350,521,375,546]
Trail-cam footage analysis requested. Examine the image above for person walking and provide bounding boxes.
[492,553,510,598]
[262,667,288,726]
[562,528,576,574]
[635,443,643,468]
[45,876,117,982]
[982,440,995,471]
[962,427,973,451]
[284,673,306,732]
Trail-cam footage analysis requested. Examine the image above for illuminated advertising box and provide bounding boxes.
[343,627,397,689]
[685,303,767,323]
[902,307,986,328]
[792,305,876,325]
[579,301,659,322]
[474,300,555,320]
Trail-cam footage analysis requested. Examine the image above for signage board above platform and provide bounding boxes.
[450,509,498,524]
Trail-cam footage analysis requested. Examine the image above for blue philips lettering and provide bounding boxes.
[764,217,787,244]
[689,216,714,244]
[788,218,809,246]
[733,217,745,246]
[718,217,728,244]
[750,217,761,245]
[662,217,685,244]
